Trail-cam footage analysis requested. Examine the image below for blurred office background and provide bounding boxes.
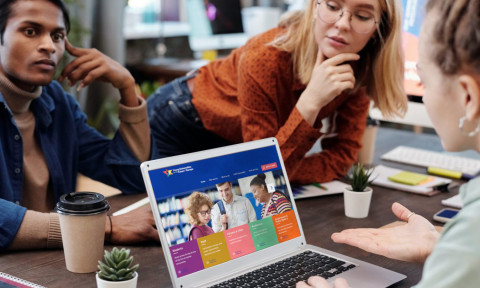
[66,0,435,137]
[67,0,300,136]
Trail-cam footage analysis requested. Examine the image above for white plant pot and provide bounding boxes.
[96,272,138,288]
[343,186,373,218]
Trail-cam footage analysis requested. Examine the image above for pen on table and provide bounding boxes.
[312,183,328,191]
[427,167,474,180]
[291,186,303,196]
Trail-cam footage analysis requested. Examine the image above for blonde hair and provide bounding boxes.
[272,0,406,118]
[184,192,213,226]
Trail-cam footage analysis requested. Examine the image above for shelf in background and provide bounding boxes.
[124,21,190,40]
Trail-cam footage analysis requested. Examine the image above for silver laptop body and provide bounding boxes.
[141,138,405,288]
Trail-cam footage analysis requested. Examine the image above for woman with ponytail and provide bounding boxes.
[298,1,480,287]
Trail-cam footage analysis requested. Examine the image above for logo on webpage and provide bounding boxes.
[163,169,173,177]
[162,166,194,177]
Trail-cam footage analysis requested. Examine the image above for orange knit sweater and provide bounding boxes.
[192,28,370,184]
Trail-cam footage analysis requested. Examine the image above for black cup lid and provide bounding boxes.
[55,192,110,215]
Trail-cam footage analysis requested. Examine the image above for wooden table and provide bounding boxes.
[0,127,465,287]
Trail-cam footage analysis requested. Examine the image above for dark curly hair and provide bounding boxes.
[184,192,213,226]
[426,0,480,75]
[250,173,267,188]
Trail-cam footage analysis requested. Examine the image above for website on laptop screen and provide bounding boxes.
[147,145,301,278]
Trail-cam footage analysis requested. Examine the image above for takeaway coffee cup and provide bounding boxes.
[55,192,110,273]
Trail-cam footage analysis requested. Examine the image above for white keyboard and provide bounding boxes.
[381,146,480,177]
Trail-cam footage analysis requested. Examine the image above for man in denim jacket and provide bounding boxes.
[0,0,159,250]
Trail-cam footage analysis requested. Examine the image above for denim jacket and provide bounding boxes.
[0,81,155,249]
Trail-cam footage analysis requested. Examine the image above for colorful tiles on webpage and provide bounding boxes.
[169,210,299,278]
[224,224,256,259]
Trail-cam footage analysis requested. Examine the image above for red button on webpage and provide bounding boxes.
[261,162,278,171]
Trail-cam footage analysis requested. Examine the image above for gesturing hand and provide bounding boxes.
[58,39,138,106]
[331,202,440,263]
[109,204,160,244]
[296,48,360,126]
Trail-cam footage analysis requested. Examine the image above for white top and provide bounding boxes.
[414,177,480,287]
[211,195,257,232]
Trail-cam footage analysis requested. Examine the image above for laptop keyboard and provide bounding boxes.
[209,250,357,288]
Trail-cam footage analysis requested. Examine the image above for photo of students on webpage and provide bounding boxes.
[211,181,257,232]
[157,170,291,246]
[185,192,215,241]
[250,173,292,219]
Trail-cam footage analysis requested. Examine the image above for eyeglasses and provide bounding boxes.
[316,0,378,34]
[198,209,211,217]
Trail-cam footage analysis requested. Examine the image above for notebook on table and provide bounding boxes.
[370,165,452,196]
[140,138,405,288]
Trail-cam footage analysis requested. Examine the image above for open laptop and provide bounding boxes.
[140,138,405,288]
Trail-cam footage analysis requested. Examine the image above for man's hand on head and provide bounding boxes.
[58,39,138,106]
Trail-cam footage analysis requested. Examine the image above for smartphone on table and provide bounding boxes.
[433,208,460,223]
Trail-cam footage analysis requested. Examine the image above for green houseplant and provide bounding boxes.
[346,163,375,192]
[96,247,139,288]
[344,163,375,218]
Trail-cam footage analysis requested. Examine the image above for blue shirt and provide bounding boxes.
[0,81,156,249]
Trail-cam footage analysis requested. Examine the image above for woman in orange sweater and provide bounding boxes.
[147,0,406,184]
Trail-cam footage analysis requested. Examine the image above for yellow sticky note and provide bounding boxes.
[388,171,429,186]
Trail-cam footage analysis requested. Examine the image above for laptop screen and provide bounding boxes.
[146,143,301,278]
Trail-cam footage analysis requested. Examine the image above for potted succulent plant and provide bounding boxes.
[344,163,375,218]
[96,247,139,288]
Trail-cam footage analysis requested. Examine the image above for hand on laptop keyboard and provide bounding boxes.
[296,276,349,288]
[210,251,356,288]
